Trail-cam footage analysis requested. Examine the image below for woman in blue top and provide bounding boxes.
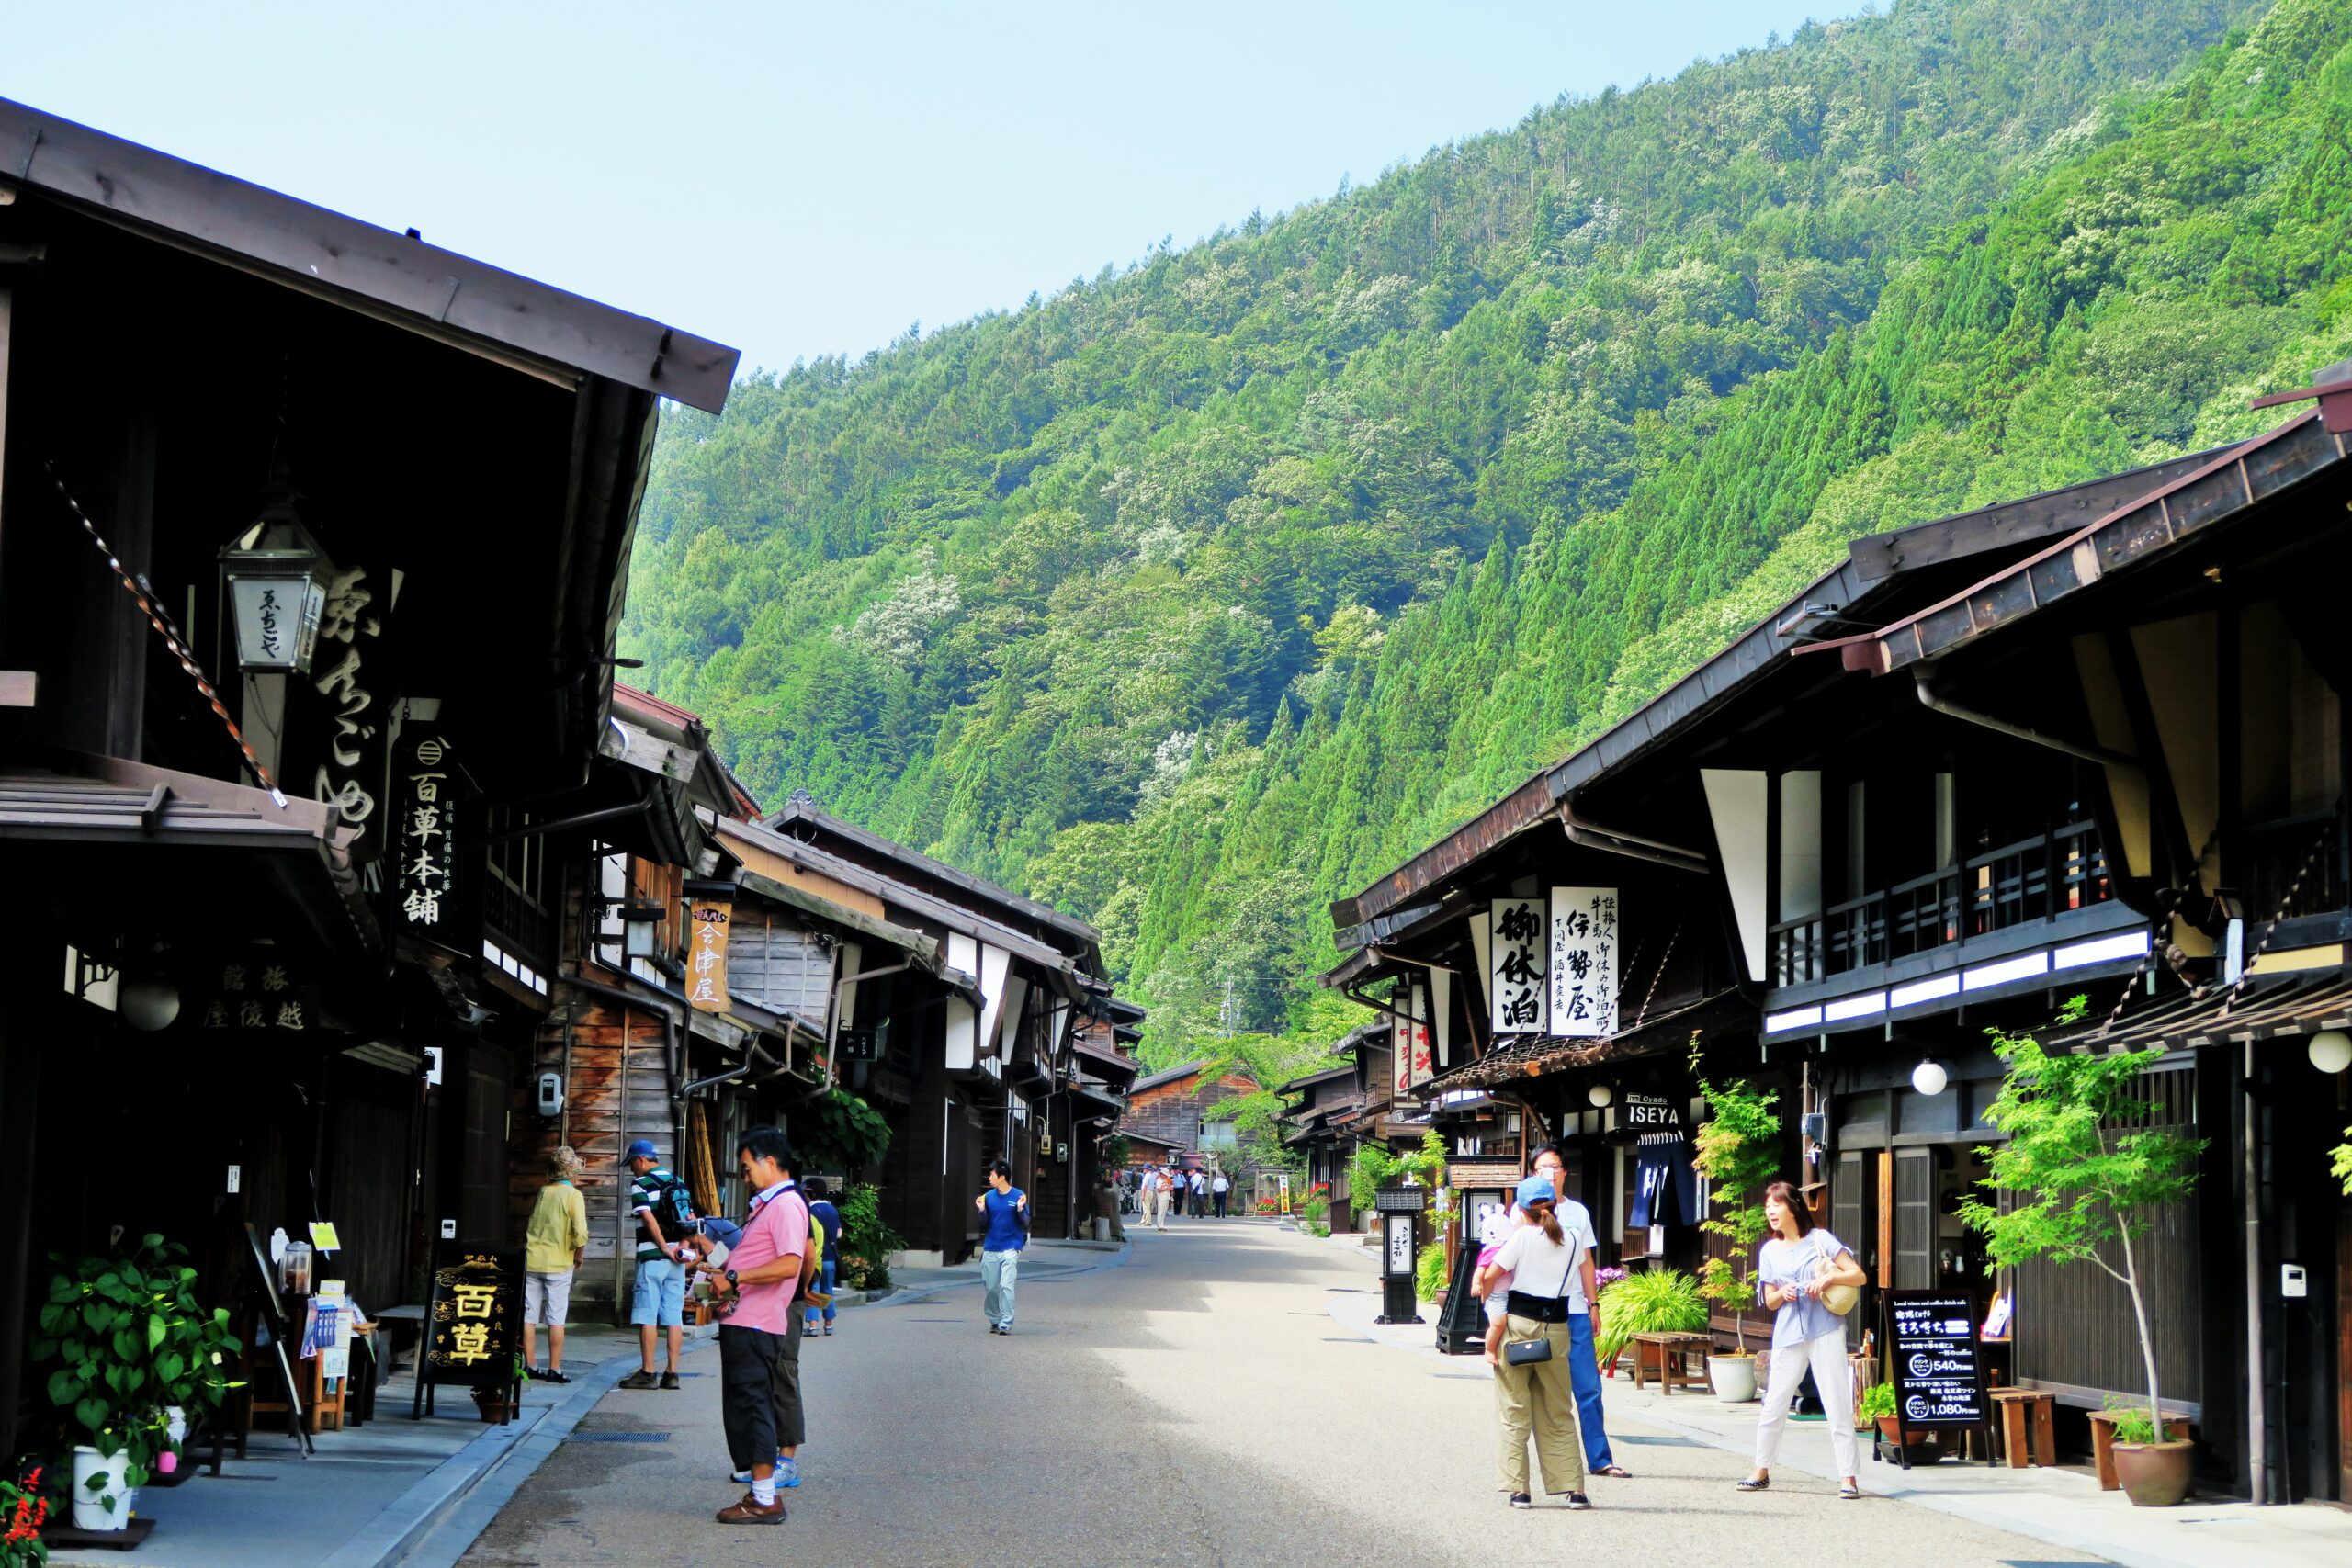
[974,1158,1029,1335]
[1740,1180,1867,1500]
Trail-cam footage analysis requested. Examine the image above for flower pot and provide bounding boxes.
[2112,1438,2195,1506]
[1707,1352,1758,1402]
[72,1445,134,1532]
[1873,1415,1941,1456]
[470,1390,510,1424]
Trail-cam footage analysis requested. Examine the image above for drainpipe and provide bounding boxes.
[563,966,682,1316]
[1556,807,1710,875]
[1913,667,2145,780]
[2245,1040,2267,1505]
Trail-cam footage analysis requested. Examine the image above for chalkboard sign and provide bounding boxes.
[1883,1290,1991,1468]
[411,1242,522,1418]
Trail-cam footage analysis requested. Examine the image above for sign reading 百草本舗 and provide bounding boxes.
[418,1242,521,1393]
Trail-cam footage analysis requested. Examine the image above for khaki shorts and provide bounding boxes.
[524,1270,573,1325]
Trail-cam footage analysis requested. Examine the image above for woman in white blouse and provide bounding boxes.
[1740,1179,1868,1499]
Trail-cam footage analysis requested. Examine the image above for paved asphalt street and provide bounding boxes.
[458,1221,2101,1567]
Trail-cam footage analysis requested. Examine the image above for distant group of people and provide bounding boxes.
[1477,1145,1866,1509]
[1129,1163,1230,1229]
[519,1129,845,1527]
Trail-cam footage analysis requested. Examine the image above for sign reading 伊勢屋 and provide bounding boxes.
[1488,898,1547,1034]
[1547,886,1619,1037]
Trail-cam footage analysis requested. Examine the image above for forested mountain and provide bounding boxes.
[627,0,2352,1063]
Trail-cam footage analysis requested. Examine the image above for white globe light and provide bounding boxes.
[1588,1083,1614,1108]
[2309,1030,2352,1075]
[119,978,181,1033]
[1911,1059,1949,1097]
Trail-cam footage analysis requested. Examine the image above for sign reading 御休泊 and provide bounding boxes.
[1547,886,1619,1037]
[1488,898,1547,1034]
[1884,1291,1988,1431]
[686,896,730,1013]
[419,1242,521,1389]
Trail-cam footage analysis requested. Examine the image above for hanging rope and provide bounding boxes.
[2217,822,2335,1020]
[47,460,288,806]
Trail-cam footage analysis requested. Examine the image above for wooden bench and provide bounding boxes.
[2086,1408,2190,1490]
[1988,1387,2057,1468]
[1629,1332,1712,1394]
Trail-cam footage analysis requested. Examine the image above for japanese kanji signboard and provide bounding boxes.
[1547,886,1619,1037]
[1406,980,1434,1089]
[686,895,731,1012]
[1488,898,1547,1034]
[192,955,318,1033]
[419,1242,520,1387]
[395,731,458,940]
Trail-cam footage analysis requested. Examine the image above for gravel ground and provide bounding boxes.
[458,1221,2103,1567]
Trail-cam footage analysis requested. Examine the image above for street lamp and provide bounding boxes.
[2309,1029,2352,1074]
[220,471,332,674]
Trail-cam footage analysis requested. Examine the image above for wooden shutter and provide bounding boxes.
[1894,1147,1935,1291]
[1832,1151,1867,1348]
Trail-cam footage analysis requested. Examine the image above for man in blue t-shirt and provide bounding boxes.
[803,1178,843,1337]
[973,1158,1028,1335]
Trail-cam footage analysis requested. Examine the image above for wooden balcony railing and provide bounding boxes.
[1767,819,2109,988]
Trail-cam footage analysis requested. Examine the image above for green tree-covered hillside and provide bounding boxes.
[628,0,2352,1063]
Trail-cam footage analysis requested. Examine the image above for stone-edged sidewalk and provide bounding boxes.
[1319,1236,2352,1568]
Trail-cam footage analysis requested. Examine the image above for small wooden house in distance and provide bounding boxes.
[1117,1060,1264,1174]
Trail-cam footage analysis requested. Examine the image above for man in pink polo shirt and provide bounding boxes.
[708,1125,807,1526]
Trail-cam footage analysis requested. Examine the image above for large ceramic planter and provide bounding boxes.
[1707,1352,1758,1402]
[1873,1415,1941,1459]
[2112,1439,2195,1506]
[72,1445,134,1532]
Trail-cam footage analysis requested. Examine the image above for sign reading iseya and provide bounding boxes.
[1488,898,1546,1034]
[1547,886,1619,1038]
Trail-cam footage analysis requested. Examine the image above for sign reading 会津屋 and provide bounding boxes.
[686,897,730,1012]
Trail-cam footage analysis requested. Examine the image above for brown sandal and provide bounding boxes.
[1595,1464,1634,1478]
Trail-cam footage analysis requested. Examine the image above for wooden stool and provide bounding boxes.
[2086,1409,2190,1490]
[1630,1332,1713,1394]
[1988,1388,2056,1468]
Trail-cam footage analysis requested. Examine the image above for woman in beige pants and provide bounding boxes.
[1488,1177,1590,1510]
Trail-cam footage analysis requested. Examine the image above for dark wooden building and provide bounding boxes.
[0,97,735,1451]
[1329,382,2352,1502]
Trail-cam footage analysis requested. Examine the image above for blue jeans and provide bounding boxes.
[1568,1313,1615,1471]
[804,1259,837,1328]
[981,1247,1020,1328]
[630,1258,685,1326]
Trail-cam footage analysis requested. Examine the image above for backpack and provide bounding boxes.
[650,1169,697,1237]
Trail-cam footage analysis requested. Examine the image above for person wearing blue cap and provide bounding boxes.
[1488,1174,1591,1510]
[617,1138,695,1391]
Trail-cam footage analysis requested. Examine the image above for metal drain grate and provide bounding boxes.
[569,1431,671,1444]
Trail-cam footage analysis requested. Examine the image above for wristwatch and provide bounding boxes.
[724,1269,739,1290]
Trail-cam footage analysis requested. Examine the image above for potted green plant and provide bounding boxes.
[1858,1382,1939,1455]
[1957,1001,2205,1506]
[1693,1076,1781,1402]
[471,1353,526,1423]
[28,1235,227,1532]
[1592,1267,1708,1374]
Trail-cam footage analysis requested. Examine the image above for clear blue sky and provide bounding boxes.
[2,3,1846,375]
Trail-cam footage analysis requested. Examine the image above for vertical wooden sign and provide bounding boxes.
[687,896,730,1012]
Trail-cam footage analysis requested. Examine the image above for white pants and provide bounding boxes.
[1755,1331,1858,1478]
